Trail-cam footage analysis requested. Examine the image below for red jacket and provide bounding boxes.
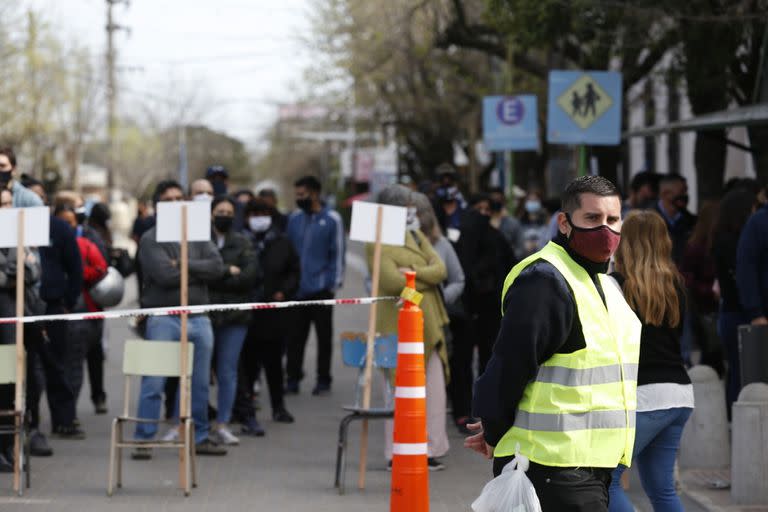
[77,236,108,312]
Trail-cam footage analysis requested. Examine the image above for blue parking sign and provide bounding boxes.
[547,71,622,145]
[482,95,539,151]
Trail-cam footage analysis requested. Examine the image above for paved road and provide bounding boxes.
[0,243,706,511]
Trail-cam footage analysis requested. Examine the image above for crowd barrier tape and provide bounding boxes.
[0,296,399,325]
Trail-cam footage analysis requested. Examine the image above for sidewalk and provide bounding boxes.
[0,245,717,510]
[678,468,768,512]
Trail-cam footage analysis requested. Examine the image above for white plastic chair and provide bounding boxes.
[107,340,196,496]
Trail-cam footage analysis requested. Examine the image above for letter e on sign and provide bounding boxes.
[497,97,524,126]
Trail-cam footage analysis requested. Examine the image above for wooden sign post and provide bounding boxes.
[348,200,407,491]
[357,205,383,490]
[178,205,190,491]
[156,200,209,493]
[13,209,25,494]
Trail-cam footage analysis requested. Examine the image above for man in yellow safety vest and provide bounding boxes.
[466,176,641,511]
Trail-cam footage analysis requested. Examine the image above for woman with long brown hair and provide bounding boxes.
[608,211,693,512]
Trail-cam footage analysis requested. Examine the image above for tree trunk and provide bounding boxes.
[695,131,727,201]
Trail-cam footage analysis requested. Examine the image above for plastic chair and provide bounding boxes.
[0,345,30,495]
[334,333,397,494]
[107,340,196,496]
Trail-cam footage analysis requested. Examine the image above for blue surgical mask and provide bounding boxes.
[525,200,541,214]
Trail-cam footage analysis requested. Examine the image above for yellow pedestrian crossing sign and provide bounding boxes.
[556,75,613,129]
[547,70,622,145]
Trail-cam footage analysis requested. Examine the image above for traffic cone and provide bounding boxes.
[390,271,429,512]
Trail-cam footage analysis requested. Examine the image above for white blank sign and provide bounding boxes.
[0,207,50,248]
[349,201,407,247]
[156,201,212,242]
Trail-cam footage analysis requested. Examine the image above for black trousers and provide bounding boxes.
[27,317,77,429]
[286,291,334,384]
[67,318,105,403]
[447,314,472,420]
[86,321,106,403]
[494,457,612,512]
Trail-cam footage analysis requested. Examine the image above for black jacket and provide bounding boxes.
[40,216,83,310]
[209,230,261,326]
[472,234,608,446]
[456,210,514,311]
[250,227,300,302]
[654,203,697,266]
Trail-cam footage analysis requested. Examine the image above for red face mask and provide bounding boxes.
[566,215,621,263]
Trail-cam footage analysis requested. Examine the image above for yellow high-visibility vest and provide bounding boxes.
[495,241,641,468]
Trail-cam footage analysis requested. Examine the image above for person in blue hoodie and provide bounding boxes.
[285,176,345,395]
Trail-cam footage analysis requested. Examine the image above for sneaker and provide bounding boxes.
[312,381,331,396]
[214,426,240,446]
[29,430,53,457]
[94,398,108,415]
[51,424,86,440]
[131,447,152,460]
[428,458,446,471]
[240,417,266,437]
[196,438,227,456]
[160,427,180,443]
[272,408,295,424]
[284,380,299,395]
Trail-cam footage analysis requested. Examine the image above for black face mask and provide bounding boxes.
[490,200,504,213]
[213,215,234,233]
[296,198,313,213]
[0,171,11,186]
[673,194,689,208]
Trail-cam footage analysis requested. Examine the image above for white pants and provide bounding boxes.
[385,352,450,459]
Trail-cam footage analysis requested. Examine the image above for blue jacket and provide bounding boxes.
[736,205,768,321]
[39,216,83,309]
[11,181,43,208]
[286,206,345,298]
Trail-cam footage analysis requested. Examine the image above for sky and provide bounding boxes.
[23,0,315,149]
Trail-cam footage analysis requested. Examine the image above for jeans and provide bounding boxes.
[213,324,247,424]
[718,310,748,417]
[609,407,693,512]
[134,315,214,444]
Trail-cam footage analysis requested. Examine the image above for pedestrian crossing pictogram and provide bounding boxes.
[556,74,613,130]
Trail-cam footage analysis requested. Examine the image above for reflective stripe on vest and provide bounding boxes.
[494,242,642,468]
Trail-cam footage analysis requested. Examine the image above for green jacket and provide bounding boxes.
[365,229,449,376]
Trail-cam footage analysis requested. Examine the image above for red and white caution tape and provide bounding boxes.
[0,296,398,325]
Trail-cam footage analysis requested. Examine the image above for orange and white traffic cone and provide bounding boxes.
[390,271,429,512]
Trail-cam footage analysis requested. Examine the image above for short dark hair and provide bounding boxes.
[152,179,183,204]
[235,189,256,200]
[245,197,273,216]
[20,174,42,189]
[468,193,490,207]
[0,147,16,167]
[561,176,621,214]
[211,195,235,211]
[294,175,321,193]
[630,171,659,194]
[659,174,686,188]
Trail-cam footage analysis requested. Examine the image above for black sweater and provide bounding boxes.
[473,234,608,446]
[612,274,690,387]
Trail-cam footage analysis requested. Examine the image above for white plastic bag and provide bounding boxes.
[471,451,542,512]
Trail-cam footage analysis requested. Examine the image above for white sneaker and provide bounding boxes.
[160,427,179,443]
[215,426,240,446]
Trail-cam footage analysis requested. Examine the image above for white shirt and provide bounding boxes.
[636,383,695,412]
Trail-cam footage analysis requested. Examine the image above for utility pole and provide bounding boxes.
[106,0,129,197]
